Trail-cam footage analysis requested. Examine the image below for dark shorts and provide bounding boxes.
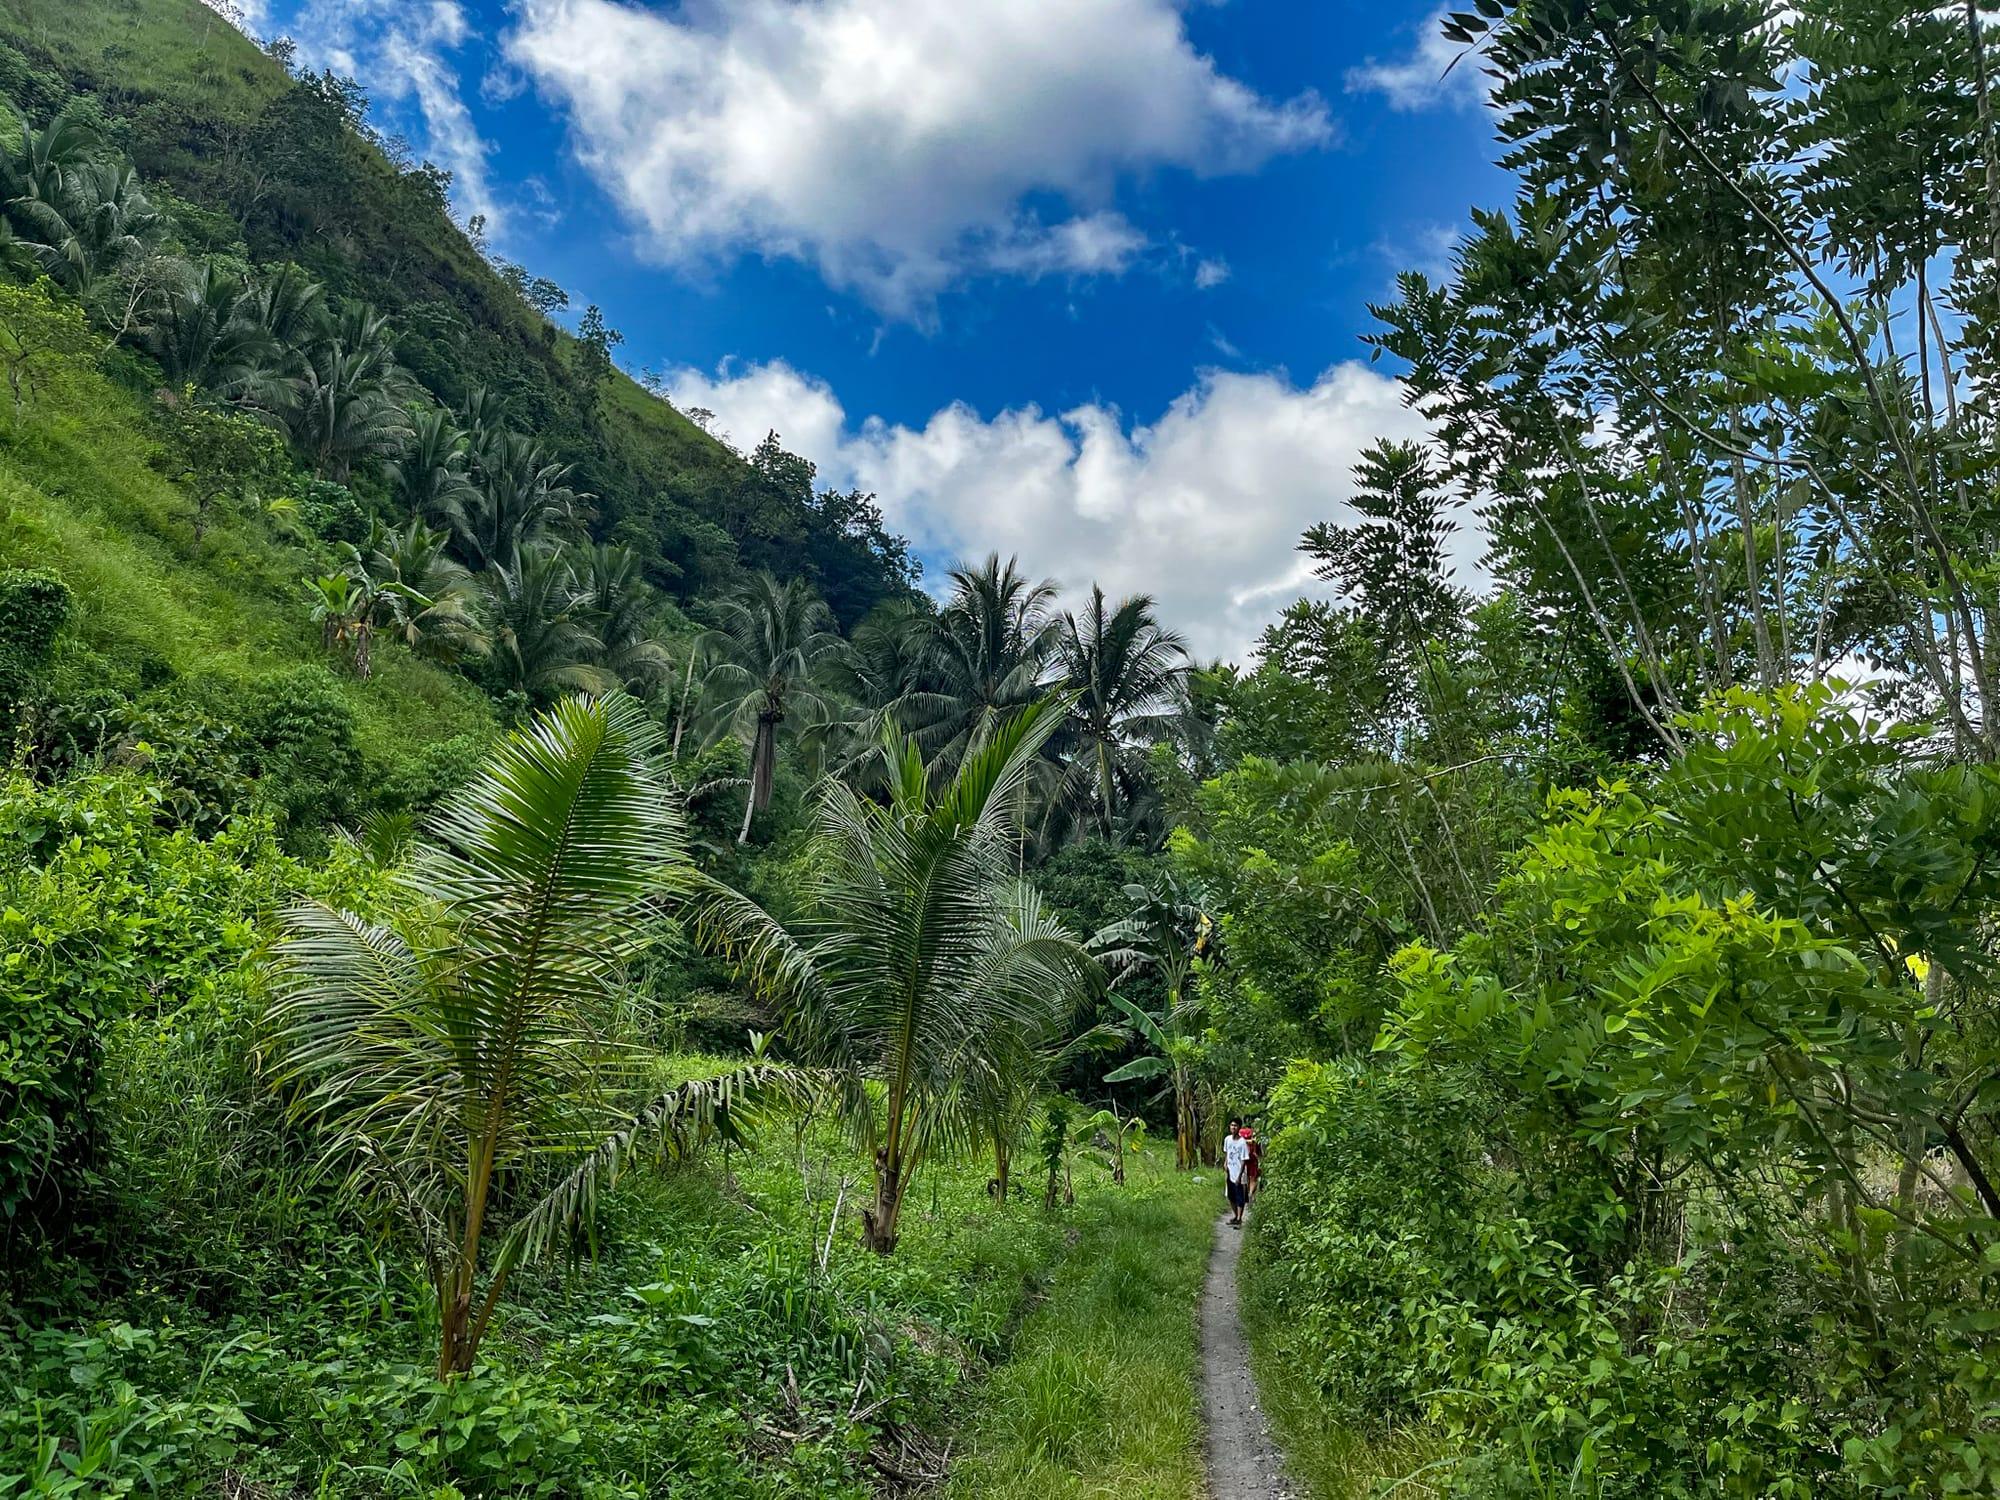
[1227,1179,1248,1208]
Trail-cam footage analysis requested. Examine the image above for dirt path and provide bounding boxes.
[1199,1208,1298,1499]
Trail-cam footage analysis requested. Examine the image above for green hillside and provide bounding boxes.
[0,0,909,617]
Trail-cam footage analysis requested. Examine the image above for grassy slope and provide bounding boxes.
[0,0,744,496]
[0,337,491,761]
[947,1161,1214,1499]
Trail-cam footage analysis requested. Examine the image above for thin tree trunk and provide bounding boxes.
[671,645,696,756]
[862,1147,904,1253]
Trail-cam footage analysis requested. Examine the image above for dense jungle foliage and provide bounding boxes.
[6,0,2000,1494]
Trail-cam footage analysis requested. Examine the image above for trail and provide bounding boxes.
[1199,1207,1298,1500]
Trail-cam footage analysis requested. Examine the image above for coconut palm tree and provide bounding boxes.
[700,572,846,843]
[1049,587,1194,840]
[281,302,412,480]
[13,159,159,299]
[0,99,101,209]
[692,700,1094,1252]
[245,262,327,364]
[456,429,586,571]
[918,554,1060,768]
[266,694,797,1376]
[390,407,480,533]
[577,543,674,696]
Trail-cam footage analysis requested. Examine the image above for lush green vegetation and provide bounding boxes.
[947,1165,1212,1499]
[9,0,2000,1494]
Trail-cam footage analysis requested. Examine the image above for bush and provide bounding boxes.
[241,666,360,846]
[0,567,73,743]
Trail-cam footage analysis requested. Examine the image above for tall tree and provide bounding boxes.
[1051,586,1194,841]
[700,573,845,843]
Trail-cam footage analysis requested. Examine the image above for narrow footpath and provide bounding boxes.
[1199,1209,1298,1500]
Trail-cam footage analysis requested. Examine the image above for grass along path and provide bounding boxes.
[945,1163,1214,1499]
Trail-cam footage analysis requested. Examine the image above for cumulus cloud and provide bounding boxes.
[291,0,504,233]
[665,358,1478,661]
[504,0,1332,314]
[1347,6,1491,112]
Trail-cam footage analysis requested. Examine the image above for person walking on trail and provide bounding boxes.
[1223,1118,1250,1228]
[1244,1123,1262,1202]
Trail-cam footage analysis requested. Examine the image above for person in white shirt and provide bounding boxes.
[1223,1118,1250,1227]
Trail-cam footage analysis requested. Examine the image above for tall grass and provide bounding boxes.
[947,1161,1213,1499]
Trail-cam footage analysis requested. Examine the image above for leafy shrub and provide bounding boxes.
[241,666,360,846]
[0,775,294,1247]
[0,568,73,745]
[293,478,369,546]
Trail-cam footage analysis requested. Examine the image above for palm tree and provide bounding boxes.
[1093,874,1220,1170]
[919,554,1060,768]
[578,543,674,696]
[266,694,796,1376]
[13,159,159,299]
[693,700,1095,1252]
[0,100,101,209]
[389,407,480,532]
[1050,587,1194,840]
[245,263,327,363]
[281,303,411,480]
[456,429,586,571]
[136,259,279,400]
[700,573,845,843]
[480,545,609,701]
[349,518,483,664]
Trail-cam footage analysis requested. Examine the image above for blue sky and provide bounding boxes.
[240,0,1503,657]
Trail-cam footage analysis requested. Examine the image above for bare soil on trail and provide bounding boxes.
[1200,1207,1300,1500]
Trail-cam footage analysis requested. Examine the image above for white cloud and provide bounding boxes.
[504,0,1332,314]
[1347,6,1491,112]
[292,1,504,234]
[665,359,1480,661]
[1193,256,1231,289]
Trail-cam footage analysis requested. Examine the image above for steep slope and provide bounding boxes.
[0,0,908,619]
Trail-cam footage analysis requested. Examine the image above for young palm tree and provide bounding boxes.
[266,694,796,1376]
[281,303,411,480]
[389,407,480,533]
[0,100,101,209]
[578,543,674,697]
[693,700,1095,1252]
[245,263,327,364]
[1093,874,1220,1170]
[700,572,846,843]
[1051,587,1195,840]
[349,518,483,664]
[480,544,610,701]
[13,160,159,299]
[137,259,279,400]
[456,429,586,571]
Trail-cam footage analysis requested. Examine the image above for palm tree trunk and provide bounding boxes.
[862,1145,904,1253]
[992,1133,1011,1202]
[737,780,756,844]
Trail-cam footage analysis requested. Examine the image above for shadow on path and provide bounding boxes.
[1200,1208,1299,1499]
